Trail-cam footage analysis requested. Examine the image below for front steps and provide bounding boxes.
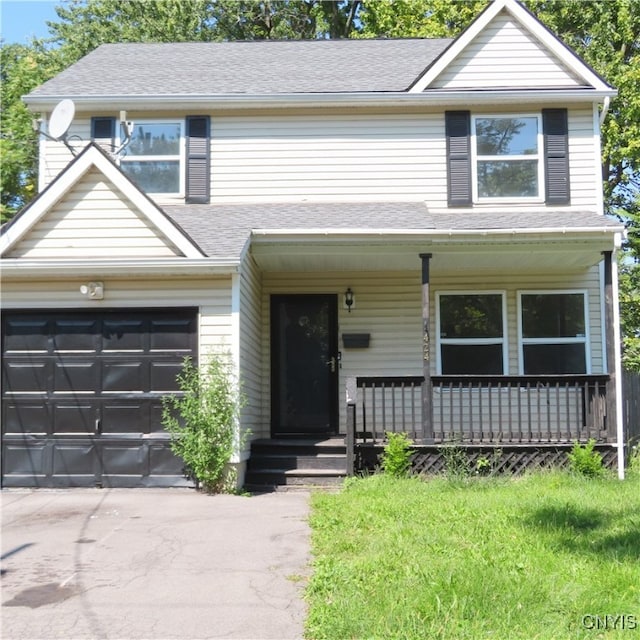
[244,438,347,491]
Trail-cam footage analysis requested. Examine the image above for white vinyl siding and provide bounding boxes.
[9,169,182,259]
[567,106,600,208]
[211,113,446,204]
[431,12,583,89]
[36,107,600,211]
[0,276,233,359]
[239,255,265,440]
[38,120,87,190]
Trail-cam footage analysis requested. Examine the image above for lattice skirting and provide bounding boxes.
[356,444,619,476]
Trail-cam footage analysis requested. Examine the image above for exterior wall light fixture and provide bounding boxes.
[80,282,104,300]
[344,287,355,313]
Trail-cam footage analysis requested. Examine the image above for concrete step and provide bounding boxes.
[250,438,346,456]
[248,453,346,472]
[244,437,348,491]
[244,468,346,492]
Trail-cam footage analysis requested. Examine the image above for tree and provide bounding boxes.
[620,257,640,371]
[46,0,360,59]
[0,42,64,221]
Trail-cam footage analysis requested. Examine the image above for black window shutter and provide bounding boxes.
[445,111,472,206]
[185,116,210,204]
[91,117,116,150]
[543,108,570,205]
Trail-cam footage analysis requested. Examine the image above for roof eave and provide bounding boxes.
[250,226,625,244]
[24,88,617,112]
[0,257,241,279]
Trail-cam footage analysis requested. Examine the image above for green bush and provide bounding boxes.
[567,439,605,478]
[441,443,471,478]
[629,444,640,476]
[162,355,244,493]
[380,432,413,478]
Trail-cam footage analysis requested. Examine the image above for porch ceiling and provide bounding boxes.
[249,232,620,275]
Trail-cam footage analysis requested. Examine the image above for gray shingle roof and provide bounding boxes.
[163,202,622,258]
[27,39,452,98]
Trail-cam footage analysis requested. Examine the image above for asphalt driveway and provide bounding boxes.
[1,488,311,640]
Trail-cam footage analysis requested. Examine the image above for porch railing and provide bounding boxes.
[346,374,611,458]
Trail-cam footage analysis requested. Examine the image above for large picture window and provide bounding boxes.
[120,121,184,194]
[472,115,542,200]
[519,292,588,374]
[437,293,506,375]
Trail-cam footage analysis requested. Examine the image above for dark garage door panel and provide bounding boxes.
[2,309,197,488]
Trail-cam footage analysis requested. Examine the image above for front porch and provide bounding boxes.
[345,373,617,476]
[347,373,613,445]
[240,221,625,487]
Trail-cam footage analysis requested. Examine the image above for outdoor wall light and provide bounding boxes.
[80,281,104,300]
[344,287,355,313]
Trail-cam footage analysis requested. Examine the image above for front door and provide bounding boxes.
[271,295,339,436]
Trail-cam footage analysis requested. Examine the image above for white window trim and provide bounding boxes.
[435,291,508,376]
[517,289,591,375]
[471,113,545,204]
[118,119,186,197]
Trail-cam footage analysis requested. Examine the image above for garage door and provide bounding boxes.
[1,309,197,488]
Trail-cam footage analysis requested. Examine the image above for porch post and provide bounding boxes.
[602,251,618,442]
[419,253,434,443]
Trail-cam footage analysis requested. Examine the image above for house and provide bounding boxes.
[0,0,626,488]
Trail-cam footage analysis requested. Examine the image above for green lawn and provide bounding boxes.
[306,472,640,640]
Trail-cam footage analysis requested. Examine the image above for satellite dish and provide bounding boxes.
[48,99,75,140]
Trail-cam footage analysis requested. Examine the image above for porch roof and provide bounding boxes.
[163,202,623,273]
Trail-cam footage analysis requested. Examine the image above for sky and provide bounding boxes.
[1,0,60,44]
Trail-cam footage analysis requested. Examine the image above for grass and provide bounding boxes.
[305,471,640,640]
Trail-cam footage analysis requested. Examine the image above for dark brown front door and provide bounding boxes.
[271,295,339,436]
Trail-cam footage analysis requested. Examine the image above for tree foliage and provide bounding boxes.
[46,0,360,60]
[0,42,64,221]
[620,257,640,371]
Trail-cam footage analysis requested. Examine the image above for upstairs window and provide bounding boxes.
[473,115,542,200]
[437,293,507,375]
[519,292,588,374]
[445,109,569,206]
[120,121,184,195]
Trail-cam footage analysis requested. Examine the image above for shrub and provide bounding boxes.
[162,355,244,493]
[441,442,471,478]
[629,444,640,476]
[380,432,413,477]
[567,439,605,478]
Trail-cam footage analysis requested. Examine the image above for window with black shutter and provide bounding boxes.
[542,109,570,205]
[185,116,210,204]
[446,108,570,206]
[445,111,472,206]
[91,117,116,152]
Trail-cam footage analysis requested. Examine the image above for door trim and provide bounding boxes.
[270,294,339,437]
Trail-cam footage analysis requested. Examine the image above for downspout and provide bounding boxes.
[230,272,248,485]
[599,96,611,127]
[598,97,623,478]
[611,238,625,479]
